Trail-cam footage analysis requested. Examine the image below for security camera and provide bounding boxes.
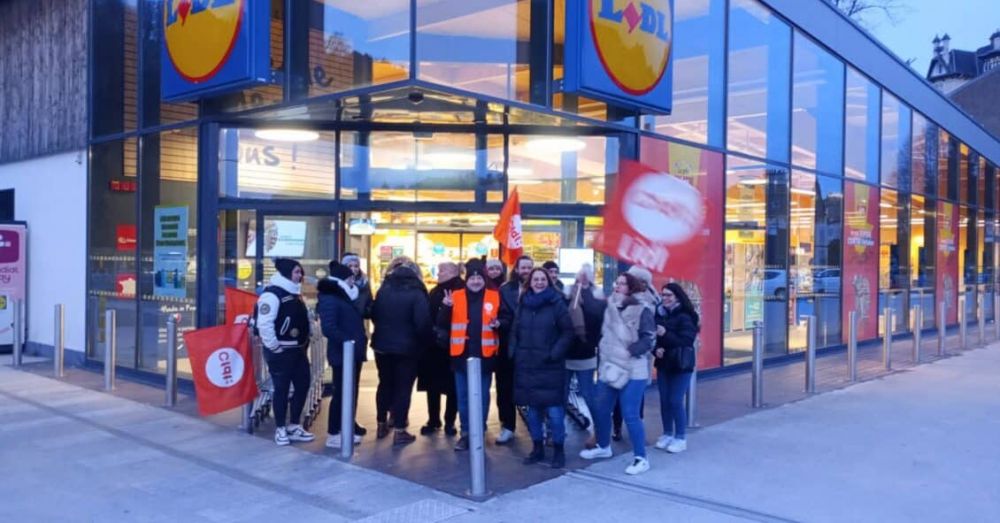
[408,91,424,105]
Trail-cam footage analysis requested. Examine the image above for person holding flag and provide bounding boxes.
[493,188,526,444]
[255,258,316,446]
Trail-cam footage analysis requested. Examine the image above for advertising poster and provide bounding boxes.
[936,201,959,325]
[842,182,879,342]
[614,138,724,369]
[245,219,307,258]
[0,224,27,347]
[154,206,189,298]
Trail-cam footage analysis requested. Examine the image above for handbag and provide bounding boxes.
[598,360,630,389]
[668,345,696,373]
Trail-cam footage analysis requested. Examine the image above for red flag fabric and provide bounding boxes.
[183,323,258,416]
[224,287,258,325]
[493,188,523,266]
[593,159,708,281]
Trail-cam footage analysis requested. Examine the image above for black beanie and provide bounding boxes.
[465,259,486,279]
[274,258,301,279]
[542,261,559,271]
[328,261,353,281]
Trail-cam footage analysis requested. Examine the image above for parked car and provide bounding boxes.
[812,269,841,294]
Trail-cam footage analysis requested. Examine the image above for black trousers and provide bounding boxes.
[327,363,363,436]
[266,349,310,429]
[494,355,516,431]
[375,353,418,429]
[426,388,457,428]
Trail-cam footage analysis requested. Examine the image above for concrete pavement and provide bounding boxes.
[2,344,999,521]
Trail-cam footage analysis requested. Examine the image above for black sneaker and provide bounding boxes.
[444,425,458,436]
[376,422,390,439]
[420,424,440,436]
[354,424,368,437]
[393,430,416,446]
[454,436,469,451]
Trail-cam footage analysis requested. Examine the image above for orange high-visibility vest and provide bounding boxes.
[450,289,500,358]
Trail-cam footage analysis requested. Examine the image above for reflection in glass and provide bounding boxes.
[219,129,336,199]
[910,194,935,328]
[643,0,725,145]
[959,143,970,204]
[791,32,844,174]
[911,111,936,196]
[844,67,880,183]
[507,135,614,204]
[880,92,912,190]
[939,130,954,200]
[727,0,791,162]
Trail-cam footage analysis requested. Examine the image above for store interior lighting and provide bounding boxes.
[523,137,587,153]
[254,129,320,142]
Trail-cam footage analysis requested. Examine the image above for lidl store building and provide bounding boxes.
[6,0,1000,382]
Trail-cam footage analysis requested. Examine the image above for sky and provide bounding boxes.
[858,0,997,75]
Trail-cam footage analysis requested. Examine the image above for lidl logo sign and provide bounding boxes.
[565,0,674,113]
[161,0,270,101]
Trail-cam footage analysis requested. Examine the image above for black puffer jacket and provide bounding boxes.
[511,287,574,407]
[371,267,431,357]
[317,278,367,365]
[418,275,465,392]
[653,305,699,373]
[497,279,523,358]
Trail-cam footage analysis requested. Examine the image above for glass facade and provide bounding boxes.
[87,0,1000,377]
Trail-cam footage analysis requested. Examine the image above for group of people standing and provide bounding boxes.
[253,252,701,476]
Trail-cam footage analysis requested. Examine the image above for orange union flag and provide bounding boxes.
[224,287,258,325]
[593,160,707,280]
[493,188,524,266]
[183,323,258,416]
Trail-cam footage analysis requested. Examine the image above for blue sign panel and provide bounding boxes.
[564,0,674,114]
[161,0,271,102]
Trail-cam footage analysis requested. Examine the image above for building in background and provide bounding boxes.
[925,31,1000,140]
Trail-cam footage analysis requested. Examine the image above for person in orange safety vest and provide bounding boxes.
[436,258,500,451]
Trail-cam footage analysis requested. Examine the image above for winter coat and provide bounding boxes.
[598,292,656,382]
[564,283,607,370]
[511,287,574,407]
[654,305,699,374]
[317,278,367,366]
[497,279,523,358]
[370,267,432,357]
[254,274,311,355]
[418,276,465,392]
[352,275,374,319]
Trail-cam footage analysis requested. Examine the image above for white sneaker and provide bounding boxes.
[325,433,362,448]
[655,435,674,450]
[285,424,316,442]
[495,428,515,445]
[579,446,613,460]
[274,427,290,446]
[666,439,687,453]
[625,456,650,475]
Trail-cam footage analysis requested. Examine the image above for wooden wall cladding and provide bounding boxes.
[0,0,88,164]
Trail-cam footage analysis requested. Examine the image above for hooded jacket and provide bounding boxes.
[598,291,656,381]
[255,273,310,354]
[370,266,432,357]
[511,287,574,407]
[317,277,368,365]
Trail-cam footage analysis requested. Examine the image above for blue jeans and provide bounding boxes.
[566,369,596,416]
[595,379,648,458]
[454,368,492,436]
[657,371,693,439]
[525,405,566,444]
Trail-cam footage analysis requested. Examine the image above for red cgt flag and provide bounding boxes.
[183,323,258,416]
[224,287,258,325]
[493,188,524,266]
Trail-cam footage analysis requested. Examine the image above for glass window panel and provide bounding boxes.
[138,128,199,377]
[844,67,880,184]
[507,135,614,204]
[724,156,788,363]
[975,153,986,209]
[417,0,531,102]
[217,210,258,325]
[88,139,139,364]
[341,131,501,202]
[219,128,336,199]
[642,0,726,146]
[202,7,285,113]
[911,112,937,196]
[959,143,970,204]
[140,0,198,127]
[92,0,138,136]
[791,32,844,174]
[909,194,935,328]
[880,93,911,190]
[309,1,410,97]
[961,206,975,286]
[727,0,792,162]
[788,170,815,352]
[939,130,953,199]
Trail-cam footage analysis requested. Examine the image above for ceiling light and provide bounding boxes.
[507,167,533,177]
[523,137,586,153]
[254,129,320,142]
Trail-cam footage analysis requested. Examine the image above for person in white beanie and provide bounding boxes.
[563,263,606,433]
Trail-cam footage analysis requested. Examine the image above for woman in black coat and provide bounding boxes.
[653,282,700,454]
[317,262,368,449]
[370,258,432,445]
[417,262,464,436]
[510,268,574,468]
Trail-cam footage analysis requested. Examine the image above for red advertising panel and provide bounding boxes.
[842,183,879,342]
[0,224,27,347]
[936,201,959,324]
[618,138,724,369]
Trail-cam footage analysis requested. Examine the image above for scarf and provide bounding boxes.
[522,286,558,309]
[331,277,359,301]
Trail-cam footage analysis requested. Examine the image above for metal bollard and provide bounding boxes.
[959,295,967,350]
[12,299,23,368]
[848,310,858,382]
[165,315,179,407]
[466,357,487,497]
[938,300,947,357]
[340,340,356,459]
[912,305,922,364]
[54,304,65,378]
[104,309,117,391]
[978,293,986,347]
[804,316,817,394]
[686,365,698,429]
[882,307,893,371]
[751,322,764,408]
